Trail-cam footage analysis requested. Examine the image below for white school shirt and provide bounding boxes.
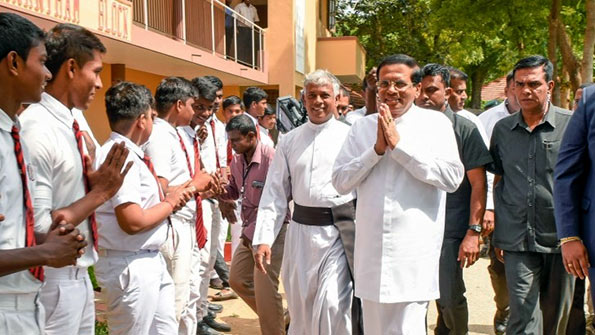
[332,105,464,304]
[252,117,356,247]
[0,109,41,294]
[234,2,259,26]
[212,117,228,168]
[455,109,489,145]
[144,118,196,221]
[344,106,366,125]
[478,101,514,210]
[199,122,219,174]
[245,113,275,148]
[95,132,168,251]
[20,92,97,267]
[177,126,199,174]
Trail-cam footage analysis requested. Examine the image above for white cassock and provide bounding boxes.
[253,117,356,335]
[332,105,464,334]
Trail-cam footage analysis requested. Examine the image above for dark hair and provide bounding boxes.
[105,81,154,129]
[155,77,197,117]
[448,67,468,82]
[506,71,514,86]
[376,54,421,84]
[204,75,223,90]
[512,55,553,82]
[191,77,218,102]
[0,13,45,62]
[243,87,267,109]
[223,95,243,110]
[45,23,106,81]
[263,104,275,116]
[420,63,450,87]
[226,114,256,136]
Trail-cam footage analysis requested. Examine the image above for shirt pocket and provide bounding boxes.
[543,139,560,172]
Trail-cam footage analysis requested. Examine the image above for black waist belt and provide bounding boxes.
[292,200,356,226]
[293,203,334,226]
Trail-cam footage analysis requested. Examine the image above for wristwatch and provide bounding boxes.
[468,225,482,233]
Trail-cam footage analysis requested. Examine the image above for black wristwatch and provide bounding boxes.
[468,225,482,233]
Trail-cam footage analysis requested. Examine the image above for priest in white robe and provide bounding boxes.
[332,54,464,334]
[253,69,357,335]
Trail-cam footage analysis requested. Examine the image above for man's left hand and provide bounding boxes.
[378,103,399,149]
[458,231,480,268]
[561,240,590,279]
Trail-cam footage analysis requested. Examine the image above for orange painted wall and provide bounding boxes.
[85,64,112,145]
[125,68,166,93]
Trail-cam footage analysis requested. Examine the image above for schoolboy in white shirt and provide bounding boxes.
[19,23,131,335]
[0,13,88,335]
[95,81,192,335]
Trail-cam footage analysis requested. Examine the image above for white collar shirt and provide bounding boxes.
[0,109,41,293]
[478,101,514,210]
[144,117,196,221]
[234,2,259,26]
[199,121,219,174]
[211,117,229,167]
[455,109,489,146]
[245,113,274,148]
[478,101,514,139]
[252,117,356,246]
[177,125,199,174]
[95,132,167,251]
[332,104,464,303]
[345,106,366,125]
[19,92,97,267]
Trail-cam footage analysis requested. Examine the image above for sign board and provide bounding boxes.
[0,0,132,42]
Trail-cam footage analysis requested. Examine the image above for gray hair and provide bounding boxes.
[304,69,341,97]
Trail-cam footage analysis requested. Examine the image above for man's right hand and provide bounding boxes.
[374,107,388,155]
[494,247,504,263]
[193,169,216,193]
[482,209,495,237]
[219,200,237,224]
[43,221,88,268]
[254,244,271,274]
[88,142,133,201]
[561,240,590,279]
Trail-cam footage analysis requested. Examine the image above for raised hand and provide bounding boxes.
[378,103,399,149]
[197,125,208,145]
[87,142,133,200]
[374,104,388,155]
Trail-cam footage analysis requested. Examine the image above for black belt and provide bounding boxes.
[292,200,356,226]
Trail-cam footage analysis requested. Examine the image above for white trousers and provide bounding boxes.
[282,222,353,335]
[230,200,243,258]
[361,299,429,335]
[211,204,229,280]
[197,200,221,319]
[95,250,177,335]
[40,266,95,335]
[179,223,202,335]
[0,293,44,335]
[160,216,195,321]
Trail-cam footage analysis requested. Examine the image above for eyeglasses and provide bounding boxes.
[377,80,412,92]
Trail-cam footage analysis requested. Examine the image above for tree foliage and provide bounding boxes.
[336,0,593,109]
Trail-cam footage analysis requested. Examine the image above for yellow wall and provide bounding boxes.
[267,0,295,97]
[125,68,165,93]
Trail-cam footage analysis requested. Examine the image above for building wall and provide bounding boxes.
[85,64,113,144]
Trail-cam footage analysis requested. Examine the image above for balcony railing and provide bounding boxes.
[132,0,265,71]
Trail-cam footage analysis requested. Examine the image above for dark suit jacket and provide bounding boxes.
[554,86,595,262]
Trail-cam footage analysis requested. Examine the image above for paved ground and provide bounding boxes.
[214,257,497,335]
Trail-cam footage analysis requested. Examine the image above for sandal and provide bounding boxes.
[211,288,238,301]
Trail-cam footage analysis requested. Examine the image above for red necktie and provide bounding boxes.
[226,140,233,166]
[11,126,44,281]
[209,120,222,170]
[177,131,208,249]
[142,154,175,246]
[72,120,98,250]
[141,155,164,201]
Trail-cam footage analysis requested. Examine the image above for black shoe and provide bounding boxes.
[208,302,223,313]
[196,321,223,335]
[203,314,232,332]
